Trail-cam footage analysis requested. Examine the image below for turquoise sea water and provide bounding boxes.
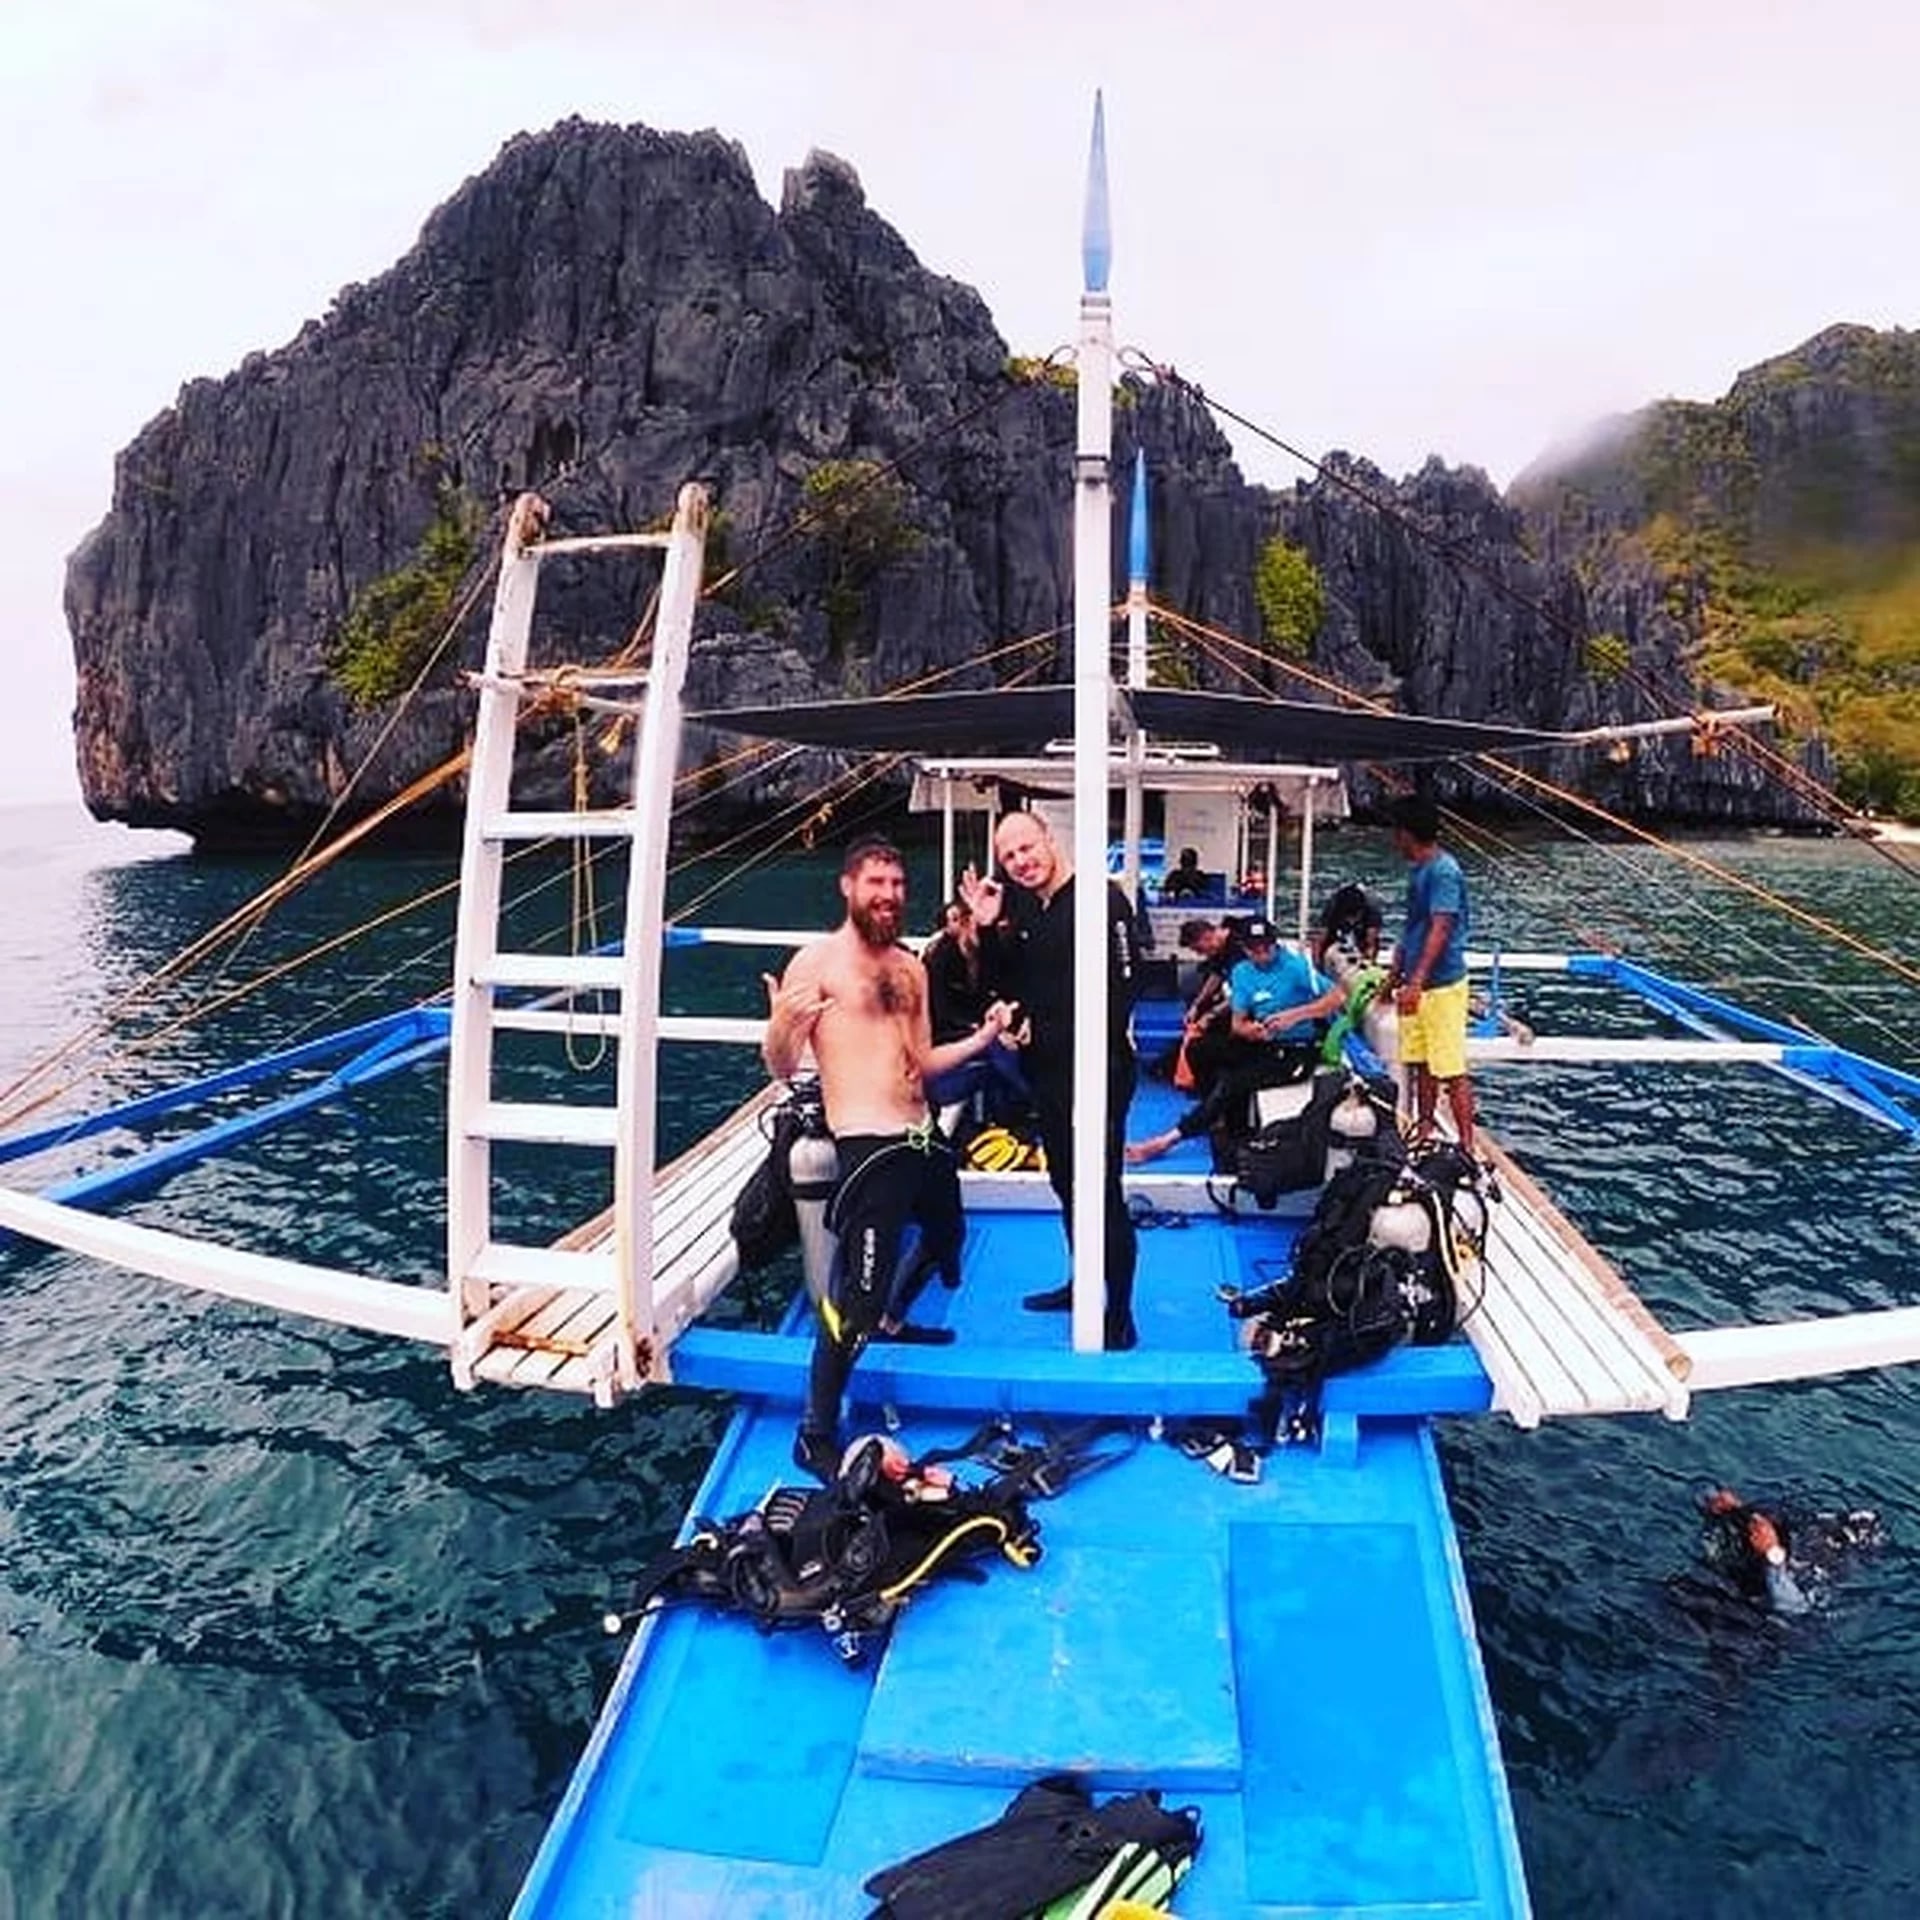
[1,802,1918,1917]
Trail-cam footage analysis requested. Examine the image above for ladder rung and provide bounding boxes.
[474,954,626,992]
[473,1101,621,1147]
[480,810,639,842]
[488,1010,765,1045]
[467,1242,614,1291]
[491,1008,626,1038]
[534,533,672,556]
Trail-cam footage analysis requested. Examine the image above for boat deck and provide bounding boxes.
[464,1070,1689,1431]
[509,1072,1697,1915]
[513,1213,1529,1917]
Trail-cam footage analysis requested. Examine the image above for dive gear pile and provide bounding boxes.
[620,1425,1129,1665]
[1230,1136,1488,1443]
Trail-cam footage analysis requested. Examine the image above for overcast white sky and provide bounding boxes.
[4,0,1917,806]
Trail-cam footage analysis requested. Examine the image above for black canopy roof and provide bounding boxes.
[1129,689,1569,763]
[687,686,1572,764]
[686,688,1084,757]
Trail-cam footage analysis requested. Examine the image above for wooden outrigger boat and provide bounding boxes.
[6,100,1920,1918]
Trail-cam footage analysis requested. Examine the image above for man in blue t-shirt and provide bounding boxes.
[1126,917,1345,1163]
[1385,793,1475,1153]
[1227,917,1337,1045]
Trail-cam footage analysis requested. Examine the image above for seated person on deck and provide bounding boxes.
[922,896,1030,1122]
[1169,916,1249,1095]
[1159,846,1215,901]
[1128,917,1347,1163]
[1310,880,1385,968]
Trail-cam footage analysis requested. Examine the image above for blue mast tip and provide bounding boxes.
[1081,91,1111,294]
[1128,452,1149,586]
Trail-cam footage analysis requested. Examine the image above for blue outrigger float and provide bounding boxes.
[7,100,1920,1919]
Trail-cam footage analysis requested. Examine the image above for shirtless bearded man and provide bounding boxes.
[763,836,1014,1479]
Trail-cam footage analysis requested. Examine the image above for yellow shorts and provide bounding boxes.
[1398,976,1469,1080]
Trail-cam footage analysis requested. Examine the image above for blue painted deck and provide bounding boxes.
[514,1390,1524,1914]
[514,1060,1528,1917]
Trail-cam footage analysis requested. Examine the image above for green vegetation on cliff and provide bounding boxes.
[1252,536,1323,661]
[329,482,485,708]
[1637,515,1920,816]
[1533,325,1920,817]
[801,459,920,662]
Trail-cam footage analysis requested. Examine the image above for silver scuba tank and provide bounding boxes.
[1367,1186,1433,1256]
[1323,1080,1381,1181]
[785,1078,840,1309]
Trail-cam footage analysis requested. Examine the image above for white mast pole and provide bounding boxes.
[1070,93,1116,1356]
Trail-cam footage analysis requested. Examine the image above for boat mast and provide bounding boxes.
[1071,93,1115,1355]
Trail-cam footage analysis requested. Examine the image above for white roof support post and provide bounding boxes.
[940,777,956,908]
[1121,451,1150,904]
[1295,783,1316,948]
[614,483,709,1388]
[1264,801,1280,928]
[1071,94,1116,1357]
[447,495,547,1370]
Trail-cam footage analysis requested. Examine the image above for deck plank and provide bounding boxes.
[1463,1138,1687,1422]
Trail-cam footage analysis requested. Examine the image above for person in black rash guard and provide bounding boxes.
[1310,880,1384,968]
[962,809,1142,1350]
[1173,916,1255,1095]
[923,897,1030,1119]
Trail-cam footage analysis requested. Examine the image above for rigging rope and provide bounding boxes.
[1141,357,1920,885]
[1146,596,1920,996]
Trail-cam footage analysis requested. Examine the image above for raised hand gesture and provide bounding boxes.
[959,863,1005,929]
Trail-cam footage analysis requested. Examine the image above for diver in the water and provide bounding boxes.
[1695,1486,1885,1616]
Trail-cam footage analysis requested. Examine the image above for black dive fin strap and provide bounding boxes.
[622,1521,727,1617]
[914,1416,1020,1473]
[912,1417,1138,1501]
[985,1418,1140,1501]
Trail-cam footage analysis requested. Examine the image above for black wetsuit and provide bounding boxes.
[924,930,991,1042]
[985,874,1142,1346]
[923,932,1030,1119]
[800,1127,964,1449]
[1170,1045,1322,1144]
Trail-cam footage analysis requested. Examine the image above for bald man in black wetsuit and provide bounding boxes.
[962,810,1142,1351]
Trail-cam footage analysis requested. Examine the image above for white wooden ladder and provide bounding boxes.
[445,485,708,1400]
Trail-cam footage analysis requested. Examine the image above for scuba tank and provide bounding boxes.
[1361,990,1398,1067]
[1322,1080,1380,1181]
[786,1077,840,1309]
[1367,1183,1433,1256]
